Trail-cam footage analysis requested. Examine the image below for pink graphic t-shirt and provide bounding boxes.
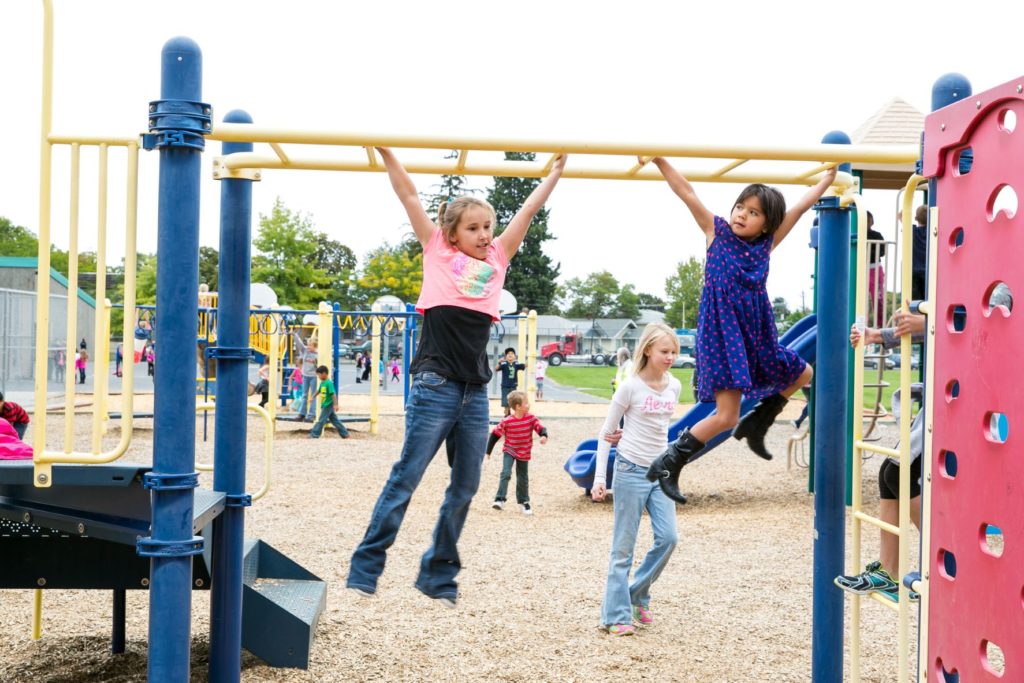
[415,229,509,321]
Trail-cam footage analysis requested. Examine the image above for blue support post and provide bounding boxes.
[811,130,851,683]
[403,303,415,405]
[208,110,255,683]
[332,302,341,390]
[141,37,210,683]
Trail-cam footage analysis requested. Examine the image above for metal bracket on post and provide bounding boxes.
[211,157,262,181]
[137,536,205,558]
[224,493,252,508]
[141,99,212,151]
[143,471,200,491]
[205,346,254,361]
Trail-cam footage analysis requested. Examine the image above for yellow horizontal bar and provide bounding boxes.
[853,510,901,536]
[866,591,900,613]
[208,123,919,164]
[48,134,138,147]
[854,441,900,458]
[218,153,855,186]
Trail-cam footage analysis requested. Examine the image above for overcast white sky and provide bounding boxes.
[2,1,1021,314]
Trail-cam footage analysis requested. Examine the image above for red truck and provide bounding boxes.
[540,333,612,366]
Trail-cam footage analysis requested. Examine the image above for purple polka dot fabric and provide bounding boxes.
[695,216,806,403]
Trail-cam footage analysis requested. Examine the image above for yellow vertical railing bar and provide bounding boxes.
[118,142,139,440]
[33,0,55,487]
[517,315,527,393]
[365,146,378,168]
[268,314,280,425]
[63,144,81,454]
[269,142,290,164]
[316,302,331,423]
[370,316,381,434]
[526,310,538,404]
[916,204,939,683]
[456,149,468,171]
[32,589,43,640]
[709,159,747,178]
[90,144,110,452]
[847,193,869,683]
[98,300,112,434]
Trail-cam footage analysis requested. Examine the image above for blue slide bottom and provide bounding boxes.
[564,315,817,490]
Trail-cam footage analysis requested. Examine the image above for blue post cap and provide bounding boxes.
[160,37,202,100]
[222,110,253,155]
[820,130,851,174]
[932,73,972,112]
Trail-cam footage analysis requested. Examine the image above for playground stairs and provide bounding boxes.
[240,538,327,669]
[0,462,325,669]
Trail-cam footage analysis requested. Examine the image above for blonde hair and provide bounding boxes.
[437,197,497,242]
[633,323,679,374]
[506,390,528,409]
[616,346,631,366]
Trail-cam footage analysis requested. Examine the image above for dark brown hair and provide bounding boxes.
[734,184,786,234]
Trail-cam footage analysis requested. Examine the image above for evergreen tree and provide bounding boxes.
[488,152,561,313]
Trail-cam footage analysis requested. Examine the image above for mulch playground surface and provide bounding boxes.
[1,395,913,682]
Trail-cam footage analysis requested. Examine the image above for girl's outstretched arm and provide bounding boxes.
[499,155,568,260]
[773,167,837,249]
[375,147,437,246]
[649,157,715,238]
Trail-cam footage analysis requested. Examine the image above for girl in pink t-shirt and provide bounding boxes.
[347,147,566,605]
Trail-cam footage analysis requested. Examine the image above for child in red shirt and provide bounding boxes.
[488,390,548,515]
[0,391,30,440]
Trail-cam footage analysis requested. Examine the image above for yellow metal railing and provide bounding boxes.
[847,175,928,683]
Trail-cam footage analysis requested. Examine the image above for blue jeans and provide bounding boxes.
[347,371,489,600]
[309,404,349,438]
[601,458,679,627]
[297,374,317,417]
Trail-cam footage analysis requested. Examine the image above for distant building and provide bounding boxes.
[0,256,96,389]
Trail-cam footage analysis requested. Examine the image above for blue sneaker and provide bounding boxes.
[834,560,896,595]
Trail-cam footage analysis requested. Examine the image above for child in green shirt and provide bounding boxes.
[308,365,350,439]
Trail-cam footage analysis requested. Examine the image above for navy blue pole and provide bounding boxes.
[333,302,341,390]
[145,37,208,683]
[810,129,851,683]
[208,109,255,683]
[403,303,415,405]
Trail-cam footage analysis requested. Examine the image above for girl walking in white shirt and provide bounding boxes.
[592,323,681,636]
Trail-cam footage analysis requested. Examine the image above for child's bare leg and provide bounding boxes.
[734,363,812,460]
[781,364,814,399]
[689,390,741,443]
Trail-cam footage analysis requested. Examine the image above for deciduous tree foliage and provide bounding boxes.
[357,242,423,305]
[251,198,333,308]
[665,256,704,329]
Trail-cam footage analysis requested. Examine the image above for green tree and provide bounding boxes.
[636,292,666,312]
[311,233,361,309]
[251,199,332,308]
[135,253,158,305]
[611,283,641,319]
[198,246,219,291]
[357,242,423,304]
[665,256,704,329]
[559,271,621,319]
[771,296,790,324]
[488,152,561,313]
[0,217,38,256]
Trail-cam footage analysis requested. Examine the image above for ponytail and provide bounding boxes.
[437,201,448,228]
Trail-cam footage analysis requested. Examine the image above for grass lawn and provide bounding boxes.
[548,364,907,416]
[547,365,695,401]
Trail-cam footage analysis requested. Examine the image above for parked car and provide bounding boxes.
[865,356,896,370]
[672,353,696,369]
[337,343,353,359]
[889,353,920,370]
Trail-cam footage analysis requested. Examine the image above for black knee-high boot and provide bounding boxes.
[645,429,705,504]
[732,393,788,460]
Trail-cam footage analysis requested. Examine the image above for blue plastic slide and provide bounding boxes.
[564,315,817,490]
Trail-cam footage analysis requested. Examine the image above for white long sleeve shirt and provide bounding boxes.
[594,374,681,487]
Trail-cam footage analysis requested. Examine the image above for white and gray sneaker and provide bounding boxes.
[492,500,505,510]
[520,503,533,516]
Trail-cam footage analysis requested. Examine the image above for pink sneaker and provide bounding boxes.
[605,623,636,637]
[632,604,653,625]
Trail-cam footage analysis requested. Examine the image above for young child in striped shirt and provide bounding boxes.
[488,390,548,515]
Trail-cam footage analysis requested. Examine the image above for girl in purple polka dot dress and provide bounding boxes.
[644,157,837,504]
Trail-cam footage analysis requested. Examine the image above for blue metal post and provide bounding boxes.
[208,109,255,683]
[332,302,341,390]
[811,131,852,683]
[403,303,415,405]
[143,37,209,683]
